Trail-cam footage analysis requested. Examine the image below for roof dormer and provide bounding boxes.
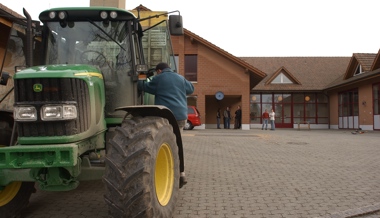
[344,53,376,79]
[265,66,301,85]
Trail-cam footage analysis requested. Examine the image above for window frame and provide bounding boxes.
[184,54,197,81]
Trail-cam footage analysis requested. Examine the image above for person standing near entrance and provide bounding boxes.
[216,108,221,129]
[262,109,269,130]
[224,107,231,129]
[269,109,276,130]
[234,105,242,129]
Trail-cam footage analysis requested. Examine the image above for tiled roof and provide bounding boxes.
[343,53,377,79]
[371,49,380,70]
[326,67,380,90]
[0,4,39,27]
[325,53,378,90]
[355,53,377,71]
[183,29,266,81]
[0,3,25,19]
[240,57,351,91]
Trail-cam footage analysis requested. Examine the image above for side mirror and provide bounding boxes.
[169,15,184,36]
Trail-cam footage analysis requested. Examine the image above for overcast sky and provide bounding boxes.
[2,0,379,57]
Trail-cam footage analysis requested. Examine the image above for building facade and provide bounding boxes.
[325,53,380,130]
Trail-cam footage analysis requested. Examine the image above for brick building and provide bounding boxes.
[161,2,380,130]
[1,3,379,130]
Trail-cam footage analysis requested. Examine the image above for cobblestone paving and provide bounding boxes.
[21,129,380,218]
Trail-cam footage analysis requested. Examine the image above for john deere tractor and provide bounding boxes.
[0,7,185,218]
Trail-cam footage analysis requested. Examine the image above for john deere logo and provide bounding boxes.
[33,84,43,92]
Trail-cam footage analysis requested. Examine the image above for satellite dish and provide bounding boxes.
[215,91,224,100]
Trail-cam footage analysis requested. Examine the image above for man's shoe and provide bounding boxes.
[180,175,187,188]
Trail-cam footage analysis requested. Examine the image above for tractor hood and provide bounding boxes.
[14,64,103,80]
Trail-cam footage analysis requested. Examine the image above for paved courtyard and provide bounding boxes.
[21,129,380,218]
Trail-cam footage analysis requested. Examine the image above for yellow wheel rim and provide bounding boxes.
[0,182,22,207]
[155,142,174,206]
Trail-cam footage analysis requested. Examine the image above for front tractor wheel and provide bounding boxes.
[0,182,35,218]
[103,116,180,218]
[0,118,35,218]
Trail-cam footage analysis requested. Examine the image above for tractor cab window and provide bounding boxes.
[44,20,136,116]
[141,19,177,72]
[44,21,132,71]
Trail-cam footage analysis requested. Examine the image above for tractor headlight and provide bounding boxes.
[100,11,108,19]
[110,11,118,19]
[58,11,67,20]
[41,105,77,121]
[14,106,37,121]
[49,11,56,19]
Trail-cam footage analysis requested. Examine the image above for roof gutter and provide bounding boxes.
[324,69,380,91]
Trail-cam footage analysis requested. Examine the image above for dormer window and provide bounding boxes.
[271,72,293,84]
[354,64,363,76]
[265,67,301,85]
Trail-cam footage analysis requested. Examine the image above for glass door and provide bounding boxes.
[274,94,293,128]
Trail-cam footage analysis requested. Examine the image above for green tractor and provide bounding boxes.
[0,7,185,218]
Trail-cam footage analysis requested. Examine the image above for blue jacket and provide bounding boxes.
[138,68,194,120]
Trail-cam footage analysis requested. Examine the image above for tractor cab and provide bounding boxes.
[37,7,182,117]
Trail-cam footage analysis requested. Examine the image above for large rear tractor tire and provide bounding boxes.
[0,119,35,218]
[103,116,180,218]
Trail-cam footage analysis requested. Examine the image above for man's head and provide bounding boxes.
[155,62,170,74]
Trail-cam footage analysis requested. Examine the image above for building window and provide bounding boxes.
[374,83,380,115]
[250,94,261,124]
[184,54,197,81]
[354,64,363,76]
[293,93,319,124]
[316,93,329,124]
[339,90,358,116]
[271,73,293,84]
[294,93,328,124]
[374,83,380,130]
[250,93,328,125]
[338,89,359,129]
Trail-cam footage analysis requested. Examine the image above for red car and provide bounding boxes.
[185,106,201,130]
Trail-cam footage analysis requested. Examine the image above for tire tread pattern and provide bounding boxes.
[103,116,179,218]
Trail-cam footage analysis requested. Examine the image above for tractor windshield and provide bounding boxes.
[44,20,133,75]
[44,20,138,116]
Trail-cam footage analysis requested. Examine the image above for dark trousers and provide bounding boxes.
[234,118,241,129]
[224,117,230,129]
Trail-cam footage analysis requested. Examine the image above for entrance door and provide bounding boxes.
[338,90,359,129]
[274,103,293,128]
[273,94,293,128]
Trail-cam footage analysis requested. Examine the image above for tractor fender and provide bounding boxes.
[115,105,185,173]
